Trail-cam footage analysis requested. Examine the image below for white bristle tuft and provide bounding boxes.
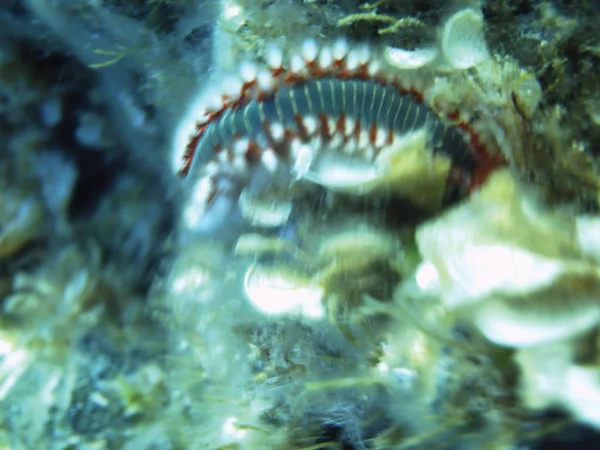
[293,142,314,177]
[269,122,285,142]
[261,148,279,173]
[364,146,375,161]
[302,38,319,63]
[218,150,230,164]
[266,44,283,69]
[183,177,212,229]
[232,155,248,174]
[171,93,210,174]
[367,60,381,77]
[222,75,243,98]
[358,129,370,149]
[375,127,387,147]
[344,137,359,155]
[345,49,360,71]
[318,47,333,69]
[310,136,322,151]
[234,137,250,155]
[332,38,349,61]
[344,117,355,136]
[327,116,337,135]
[329,134,344,151]
[356,45,371,65]
[290,138,302,159]
[303,115,318,135]
[202,162,220,177]
[290,53,306,74]
[257,70,274,93]
[206,91,224,111]
[239,61,258,83]
[410,76,425,94]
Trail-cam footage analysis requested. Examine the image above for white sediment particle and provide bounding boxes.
[385,46,438,69]
[441,8,490,69]
[40,96,63,127]
[75,113,104,147]
[243,264,325,319]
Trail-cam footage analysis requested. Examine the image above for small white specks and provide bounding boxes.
[302,38,319,63]
[222,417,247,440]
[266,44,283,69]
[222,0,243,21]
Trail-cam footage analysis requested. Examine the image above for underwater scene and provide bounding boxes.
[2,0,600,448]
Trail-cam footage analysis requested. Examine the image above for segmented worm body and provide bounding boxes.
[174,39,489,232]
